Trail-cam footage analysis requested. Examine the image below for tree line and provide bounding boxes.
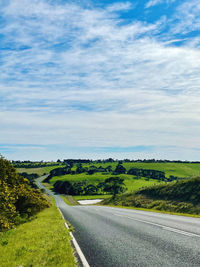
[12,159,200,168]
[44,163,175,182]
[12,161,60,168]
[53,177,126,197]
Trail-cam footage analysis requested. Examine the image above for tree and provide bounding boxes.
[0,156,50,231]
[84,184,97,195]
[103,177,126,198]
[105,165,112,172]
[114,164,126,174]
[76,163,85,174]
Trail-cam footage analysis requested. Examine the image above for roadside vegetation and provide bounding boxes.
[0,157,76,266]
[0,202,76,267]
[0,157,50,231]
[61,195,80,206]
[103,177,200,215]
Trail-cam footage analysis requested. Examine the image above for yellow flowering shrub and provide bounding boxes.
[0,157,50,231]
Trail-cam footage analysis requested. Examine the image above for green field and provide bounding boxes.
[0,201,76,267]
[17,165,64,176]
[123,162,200,177]
[46,162,200,198]
[82,162,200,178]
[49,172,161,193]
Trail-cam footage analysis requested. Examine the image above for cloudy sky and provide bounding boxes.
[0,0,200,161]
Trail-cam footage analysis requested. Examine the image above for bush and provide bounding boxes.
[0,157,50,231]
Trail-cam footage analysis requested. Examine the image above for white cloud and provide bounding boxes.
[171,0,200,34]
[145,0,175,8]
[0,0,200,160]
[106,2,133,12]
[146,0,163,8]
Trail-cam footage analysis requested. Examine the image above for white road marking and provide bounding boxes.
[64,221,90,267]
[113,213,200,238]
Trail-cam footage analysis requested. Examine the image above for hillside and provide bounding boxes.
[44,161,200,201]
[103,177,200,215]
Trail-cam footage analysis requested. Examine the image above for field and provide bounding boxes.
[124,162,200,177]
[82,162,200,178]
[17,165,64,176]
[0,201,76,267]
[49,172,161,194]
[17,162,200,200]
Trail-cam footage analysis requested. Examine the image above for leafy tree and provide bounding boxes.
[114,164,126,174]
[84,184,98,195]
[105,165,112,172]
[88,169,95,175]
[0,156,50,231]
[103,177,126,198]
[76,163,85,174]
[53,181,73,194]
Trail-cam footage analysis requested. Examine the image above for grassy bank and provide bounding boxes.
[103,177,200,215]
[73,194,112,200]
[0,202,76,267]
[61,195,80,206]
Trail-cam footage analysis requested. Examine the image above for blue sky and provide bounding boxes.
[0,0,200,161]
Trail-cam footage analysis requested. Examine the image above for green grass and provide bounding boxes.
[122,162,200,178]
[73,194,112,200]
[102,177,200,215]
[61,195,80,206]
[17,165,64,176]
[82,162,200,178]
[46,162,200,199]
[0,202,76,267]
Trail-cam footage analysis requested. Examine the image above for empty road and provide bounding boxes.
[37,177,200,267]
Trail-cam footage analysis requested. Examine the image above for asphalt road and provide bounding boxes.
[37,177,200,267]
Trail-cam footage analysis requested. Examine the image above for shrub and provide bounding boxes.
[0,156,50,231]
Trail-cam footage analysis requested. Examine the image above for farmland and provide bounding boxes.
[17,165,64,176]
[45,162,200,200]
[82,162,200,178]
[16,161,200,201]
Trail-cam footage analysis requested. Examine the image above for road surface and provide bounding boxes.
[37,177,200,267]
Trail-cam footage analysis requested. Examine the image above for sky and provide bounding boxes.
[0,0,200,161]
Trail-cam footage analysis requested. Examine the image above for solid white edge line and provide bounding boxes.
[58,208,90,267]
[39,178,90,266]
[65,221,90,267]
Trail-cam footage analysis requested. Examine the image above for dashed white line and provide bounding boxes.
[113,213,200,238]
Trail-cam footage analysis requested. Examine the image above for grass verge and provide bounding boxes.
[61,195,80,206]
[0,200,76,267]
[73,194,112,200]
